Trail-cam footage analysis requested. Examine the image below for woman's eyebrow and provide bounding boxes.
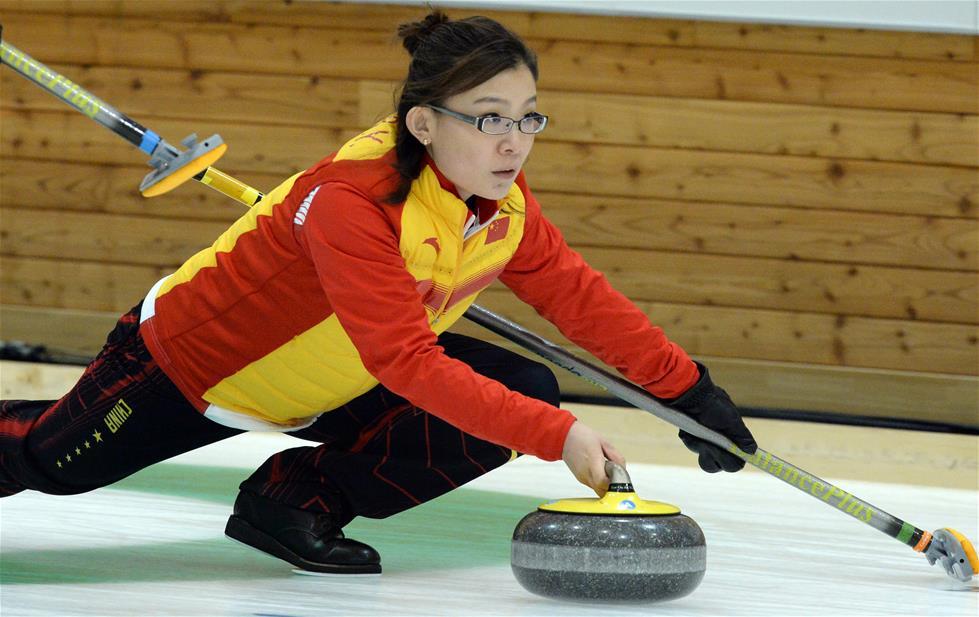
[472,95,538,105]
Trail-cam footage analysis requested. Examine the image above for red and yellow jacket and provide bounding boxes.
[139,118,697,461]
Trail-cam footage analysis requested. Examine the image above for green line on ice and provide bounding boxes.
[1,463,546,584]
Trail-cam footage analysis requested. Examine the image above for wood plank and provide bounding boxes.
[2,13,974,112]
[0,208,227,267]
[0,305,115,356]
[526,141,979,219]
[0,109,356,177]
[0,13,405,81]
[1,0,972,61]
[569,403,979,488]
[689,357,979,428]
[537,93,979,168]
[2,215,975,324]
[2,258,976,374]
[537,192,979,272]
[0,256,163,312]
[5,158,975,271]
[533,39,979,114]
[448,321,979,428]
[7,65,976,166]
[689,20,977,62]
[5,110,976,218]
[2,304,976,428]
[0,158,278,221]
[573,246,978,324]
[363,80,979,167]
[0,63,364,129]
[0,360,86,401]
[469,287,979,376]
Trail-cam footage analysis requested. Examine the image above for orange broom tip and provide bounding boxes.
[924,528,978,583]
[945,528,979,574]
[141,143,227,198]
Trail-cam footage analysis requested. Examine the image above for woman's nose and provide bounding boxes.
[499,130,530,156]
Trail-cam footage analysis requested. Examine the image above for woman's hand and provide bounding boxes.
[561,421,626,496]
[668,362,757,473]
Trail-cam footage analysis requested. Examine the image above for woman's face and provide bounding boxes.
[419,64,539,202]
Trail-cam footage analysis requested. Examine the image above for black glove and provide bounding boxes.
[667,362,757,473]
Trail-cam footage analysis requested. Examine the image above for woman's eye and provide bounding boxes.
[520,114,545,130]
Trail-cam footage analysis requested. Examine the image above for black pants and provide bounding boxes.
[0,304,560,525]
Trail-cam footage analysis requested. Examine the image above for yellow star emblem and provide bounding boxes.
[66,454,72,463]
[75,447,82,455]
[57,460,62,468]
[84,441,91,449]
[92,430,103,443]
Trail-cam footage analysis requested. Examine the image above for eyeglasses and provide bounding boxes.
[427,104,548,135]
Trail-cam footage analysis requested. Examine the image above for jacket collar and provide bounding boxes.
[422,153,500,225]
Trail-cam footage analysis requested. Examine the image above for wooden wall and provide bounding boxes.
[0,1,976,426]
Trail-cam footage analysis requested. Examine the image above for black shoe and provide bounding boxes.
[225,491,381,574]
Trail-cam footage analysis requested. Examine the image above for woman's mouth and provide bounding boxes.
[492,169,517,179]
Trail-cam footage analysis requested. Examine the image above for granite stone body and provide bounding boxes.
[511,511,706,602]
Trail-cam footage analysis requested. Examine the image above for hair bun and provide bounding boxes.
[397,11,450,55]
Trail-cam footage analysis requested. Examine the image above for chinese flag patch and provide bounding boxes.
[485,217,510,244]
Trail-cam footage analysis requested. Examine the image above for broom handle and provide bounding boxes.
[1,38,156,152]
[463,305,934,552]
[0,37,261,205]
[1,31,933,555]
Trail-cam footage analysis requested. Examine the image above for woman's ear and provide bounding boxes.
[406,106,434,145]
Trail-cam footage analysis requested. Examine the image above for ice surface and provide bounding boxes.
[1,432,976,616]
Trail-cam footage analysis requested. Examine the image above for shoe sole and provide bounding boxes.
[225,515,382,575]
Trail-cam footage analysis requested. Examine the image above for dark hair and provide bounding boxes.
[388,11,539,203]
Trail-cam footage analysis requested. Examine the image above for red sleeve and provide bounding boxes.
[499,175,698,398]
[301,182,576,461]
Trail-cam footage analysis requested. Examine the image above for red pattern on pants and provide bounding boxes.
[239,332,561,525]
[1,311,560,528]
[0,304,240,496]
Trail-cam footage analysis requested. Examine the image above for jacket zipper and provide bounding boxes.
[431,210,468,325]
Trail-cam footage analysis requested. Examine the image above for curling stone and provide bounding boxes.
[511,462,705,603]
